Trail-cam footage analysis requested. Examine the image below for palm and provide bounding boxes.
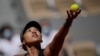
[67,9,81,20]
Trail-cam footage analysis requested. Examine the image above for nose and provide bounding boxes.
[32,31,36,34]
[32,31,38,37]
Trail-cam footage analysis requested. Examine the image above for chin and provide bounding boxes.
[31,40,42,44]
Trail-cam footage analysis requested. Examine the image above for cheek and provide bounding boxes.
[37,32,42,38]
[23,33,33,42]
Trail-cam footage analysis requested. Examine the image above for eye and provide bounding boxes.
[27,29,31,32]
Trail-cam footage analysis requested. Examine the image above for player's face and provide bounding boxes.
[23,27,42,45]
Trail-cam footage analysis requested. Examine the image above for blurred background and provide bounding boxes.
[0,0,100,56]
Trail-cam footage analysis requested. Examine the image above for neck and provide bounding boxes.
[26,44,41,56]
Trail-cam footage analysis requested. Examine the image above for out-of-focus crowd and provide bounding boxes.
[0,23,21,56]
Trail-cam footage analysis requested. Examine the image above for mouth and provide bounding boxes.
[32,34,38,38]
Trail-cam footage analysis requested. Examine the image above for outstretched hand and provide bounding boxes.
[66,9,81,21]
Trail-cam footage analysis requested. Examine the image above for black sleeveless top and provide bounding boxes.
[24,49,44,56]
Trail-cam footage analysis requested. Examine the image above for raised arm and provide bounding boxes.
[45,9,81,56]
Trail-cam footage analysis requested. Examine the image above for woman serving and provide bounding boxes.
[17,9,81,56]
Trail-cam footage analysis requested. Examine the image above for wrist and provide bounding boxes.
[66,18,73,23]
[64,19,73,27]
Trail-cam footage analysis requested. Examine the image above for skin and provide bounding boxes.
[16,9,81,56]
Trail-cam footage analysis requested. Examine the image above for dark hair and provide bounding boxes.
[20,21,42,51]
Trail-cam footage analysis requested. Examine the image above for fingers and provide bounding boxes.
[73,9,81,18]
[67,10,71,18]
[70,10,74,17]
[76,9,81,14]
[70,10,77,18]
[66,9,81,19]
[67,10,75,19]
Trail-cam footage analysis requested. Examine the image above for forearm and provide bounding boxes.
[54,18,73,41]
[49,18,73,54]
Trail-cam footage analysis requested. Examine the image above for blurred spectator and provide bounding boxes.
[0,23,14,40]
[0,23,21,56]
[39,19,58,49]
[46,0,57,11]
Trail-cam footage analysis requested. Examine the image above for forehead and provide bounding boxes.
[27,27,38,30]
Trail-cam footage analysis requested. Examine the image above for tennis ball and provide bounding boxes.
[70,3,79,12]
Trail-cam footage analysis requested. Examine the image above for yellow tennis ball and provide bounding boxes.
[70,3,79,12]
